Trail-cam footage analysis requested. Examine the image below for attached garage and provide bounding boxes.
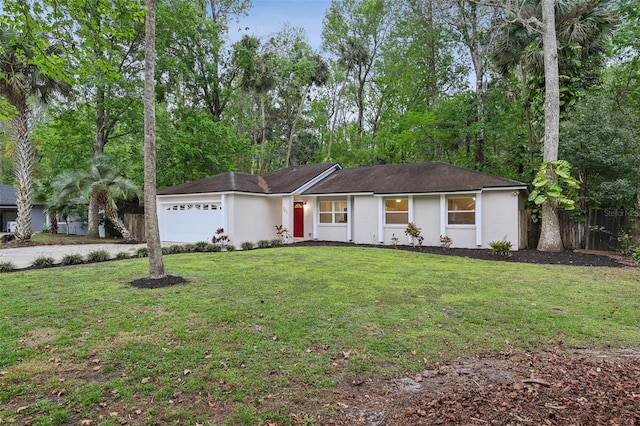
[159,201,223,243]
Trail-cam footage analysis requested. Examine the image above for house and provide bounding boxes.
[156,162,528,249]
[0,184,46,233]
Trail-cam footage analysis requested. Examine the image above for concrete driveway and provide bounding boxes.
[0,243,149,269]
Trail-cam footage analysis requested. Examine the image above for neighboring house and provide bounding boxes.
[0,184,46,233]
[156,162,528,249]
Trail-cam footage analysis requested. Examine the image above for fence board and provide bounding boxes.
[124,213,146,242]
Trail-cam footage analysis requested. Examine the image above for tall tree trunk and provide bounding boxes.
[537,0,564,252]
[103,201,133,241]
[13,106,34,241]
[144,0,166,278]
[87,86,108,239]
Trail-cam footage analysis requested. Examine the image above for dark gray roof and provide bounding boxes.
[0,184,17,206]
[157,163,340,196]
[302,162,526,195]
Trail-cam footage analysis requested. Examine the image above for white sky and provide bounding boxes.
[230,0,331,50]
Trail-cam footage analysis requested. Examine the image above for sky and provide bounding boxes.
[230,0,332,50]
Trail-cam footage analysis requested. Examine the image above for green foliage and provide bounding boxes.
[31,256,55,268]
[241,241,254,250]
[256,240,271,249]
[115,251,131,260]
[560,94,640,209]
[0,261,15,272]
[489,240,513,257]
[61,254,84,265]
[528,160,580,211]
[87,250,110,263]
[631,247,640,264]
[270,238,283,247]
[136,247,149,258]
[225,243,236,252]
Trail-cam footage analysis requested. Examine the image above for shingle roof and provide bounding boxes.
[301,162,526,195]
[157,163,340,196]
[0,184,17,206]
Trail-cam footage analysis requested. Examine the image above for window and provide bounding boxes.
[319,200,348,224]
[385,198,408,224]
[448,197,475,225]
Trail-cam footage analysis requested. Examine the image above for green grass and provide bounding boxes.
[0,247,638,425]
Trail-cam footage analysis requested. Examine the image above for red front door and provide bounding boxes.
[293,201,304,238]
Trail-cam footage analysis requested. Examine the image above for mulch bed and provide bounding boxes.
[330,348,640,425]
[129,275,188,289]
[293,240,632,268]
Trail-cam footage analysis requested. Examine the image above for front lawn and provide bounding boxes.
[0,246,638,425]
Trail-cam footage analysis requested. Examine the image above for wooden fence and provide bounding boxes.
[520,209,638,251]
[124,213,145,242]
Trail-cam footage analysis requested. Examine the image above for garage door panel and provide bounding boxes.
[162,203,223,243]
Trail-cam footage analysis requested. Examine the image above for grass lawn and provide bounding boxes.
[1,246,638,425]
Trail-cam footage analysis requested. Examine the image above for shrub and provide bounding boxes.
[194,241,210,252]
[617,232,636,257]
[404,222,424,247]
[632,247,640,264]
[225,244,236,252]
[61,254,84,265]
[32,256,55,268]
[87,250,110,262]
[136,247,149,258]
[212,228,230,248]
[275,225,291,244]
[270,238,283,247]
[115,251,131,260]
[183,243,197,253]
[257,240,271,249]
[489,240,513,257]
[241,241,254,251]
[167,245,185,254]
[391,234,399,248]
[440,235,453,249]
[0,261,15,272]
[206,244,222,252]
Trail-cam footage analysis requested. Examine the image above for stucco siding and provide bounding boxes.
[229,194,281,244]
[481,190,520,250]
[413,196,441,246]
[352,196,379,244]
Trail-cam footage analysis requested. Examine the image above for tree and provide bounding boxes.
[55,156,141,241]
[0,26,70,240]
[144,0,165,278]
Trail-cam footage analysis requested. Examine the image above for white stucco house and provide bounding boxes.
[156,162,528,249]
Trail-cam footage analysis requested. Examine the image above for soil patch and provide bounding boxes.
[328,348,640,425]
[129,275,188,289]
[293,241,631,267]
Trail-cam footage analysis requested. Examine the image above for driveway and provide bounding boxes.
[0,243,149,269]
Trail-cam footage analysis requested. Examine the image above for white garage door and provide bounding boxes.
[161,202,224,243]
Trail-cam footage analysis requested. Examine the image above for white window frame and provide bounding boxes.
[384,198,409,225]
[318,199,348,225]
[446,196,476,226]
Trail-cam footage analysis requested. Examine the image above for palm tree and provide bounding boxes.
[55,155,141,241]
[144,0,166,278]
[33,178,80,234]
[0,27,71,240]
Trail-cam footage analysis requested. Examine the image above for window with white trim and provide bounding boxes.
[447,197,475,225]
[385,198,408,224]
[319,200,348,224]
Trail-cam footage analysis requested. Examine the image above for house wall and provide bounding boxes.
[228,194,281,245]
[480,190,520,250]
[352,195,378,244]
[413,196,441,246]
